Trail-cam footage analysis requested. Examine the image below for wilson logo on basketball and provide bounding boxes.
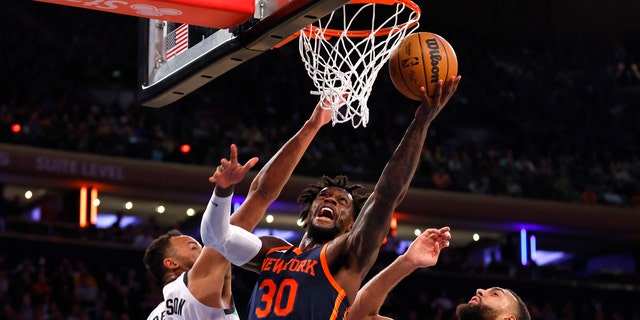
[426,38,443,83]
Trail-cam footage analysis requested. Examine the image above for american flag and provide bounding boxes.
[166,23,188,61]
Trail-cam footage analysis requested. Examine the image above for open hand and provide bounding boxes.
[311,91,349,126]
[417,76,461,122]
[209,144,259,188]
[403,226,451,268]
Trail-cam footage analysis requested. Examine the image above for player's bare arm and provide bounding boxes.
[328,76,461,300]
[230,101,332,234]
[347,227,451,320]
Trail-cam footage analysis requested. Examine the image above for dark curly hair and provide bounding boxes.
[296,175,370,228]
[143,229,182,286]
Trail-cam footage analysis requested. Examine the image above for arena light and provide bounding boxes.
[79,187,87,228]
[535,251,571,266]
[530,235,537,262]
[389,216,397,238]
[90,188,98,225]
[520,229,528,266]
[96,213,142,229]
[390,216,397,229]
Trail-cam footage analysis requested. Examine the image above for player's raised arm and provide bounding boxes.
[144,145,261,316]
[344,77,460,279]
[229,99,334,233]
[201,144,261,266]
[348,227,451,320]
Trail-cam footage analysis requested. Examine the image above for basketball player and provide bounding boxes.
[232,76,462,320]
[347,227,531,320]
[347,226,452,320]
[143,94,338,320]
[454,287,531,320]
[144,144,260,320]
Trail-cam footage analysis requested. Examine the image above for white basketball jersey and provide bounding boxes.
[146,272,240,320]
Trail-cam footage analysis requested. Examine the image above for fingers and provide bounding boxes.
[218,144,243,169]
[208,145,259,187]
[422,76,461,104]
[419,85,430,103]
[440,226,451,240]
[215,147,259,177]
[452,75,462,88]
[242,157,260,172]
[424,228,439,234]
[433,79,444,101]
[442,75,461,100]
[217,156,259,175]
[431,232,451,243]
[229,143,238,163]
[209,165,226,183]
[220,143,238,168]
[423,226,452,248]
[424,226,450,236]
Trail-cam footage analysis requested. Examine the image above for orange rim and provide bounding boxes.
[303,0,421,39]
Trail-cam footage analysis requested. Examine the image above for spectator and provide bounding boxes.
[73,262,98,305]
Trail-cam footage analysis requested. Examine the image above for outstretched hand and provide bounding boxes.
[403,226,451,269]
[417,75,461,122]
[209,144,259,188]
[310,91,349,126]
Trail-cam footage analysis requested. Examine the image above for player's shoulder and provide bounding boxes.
[259,235,292,250]
[146,301,165,320]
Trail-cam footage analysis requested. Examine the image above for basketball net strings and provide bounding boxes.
[299,2,420,128]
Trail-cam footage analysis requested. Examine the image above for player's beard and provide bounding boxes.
[455,303,500,320]
[307,221,340,244]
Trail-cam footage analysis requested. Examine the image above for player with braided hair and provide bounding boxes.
[235,78,461,320]
[296,175,369,228]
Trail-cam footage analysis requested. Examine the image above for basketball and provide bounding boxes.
[388,32,458,100]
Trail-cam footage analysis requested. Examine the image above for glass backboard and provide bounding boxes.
[138,0,349,108]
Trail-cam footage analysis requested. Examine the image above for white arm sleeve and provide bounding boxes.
[200,192,261,266]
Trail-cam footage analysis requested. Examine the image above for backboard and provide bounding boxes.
[138,0,349,108]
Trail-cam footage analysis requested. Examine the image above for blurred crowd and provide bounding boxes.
[0,233,638,320]
[2,4,640,210]
[1,1,640,319]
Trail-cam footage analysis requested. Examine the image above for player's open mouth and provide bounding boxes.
[318,207,335,220]
[468,296,480,304]
[315,216,334,223]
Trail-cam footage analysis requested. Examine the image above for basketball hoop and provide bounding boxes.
[298,0,421,128]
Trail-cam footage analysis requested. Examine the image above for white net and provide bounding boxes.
[298,0,421,128]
